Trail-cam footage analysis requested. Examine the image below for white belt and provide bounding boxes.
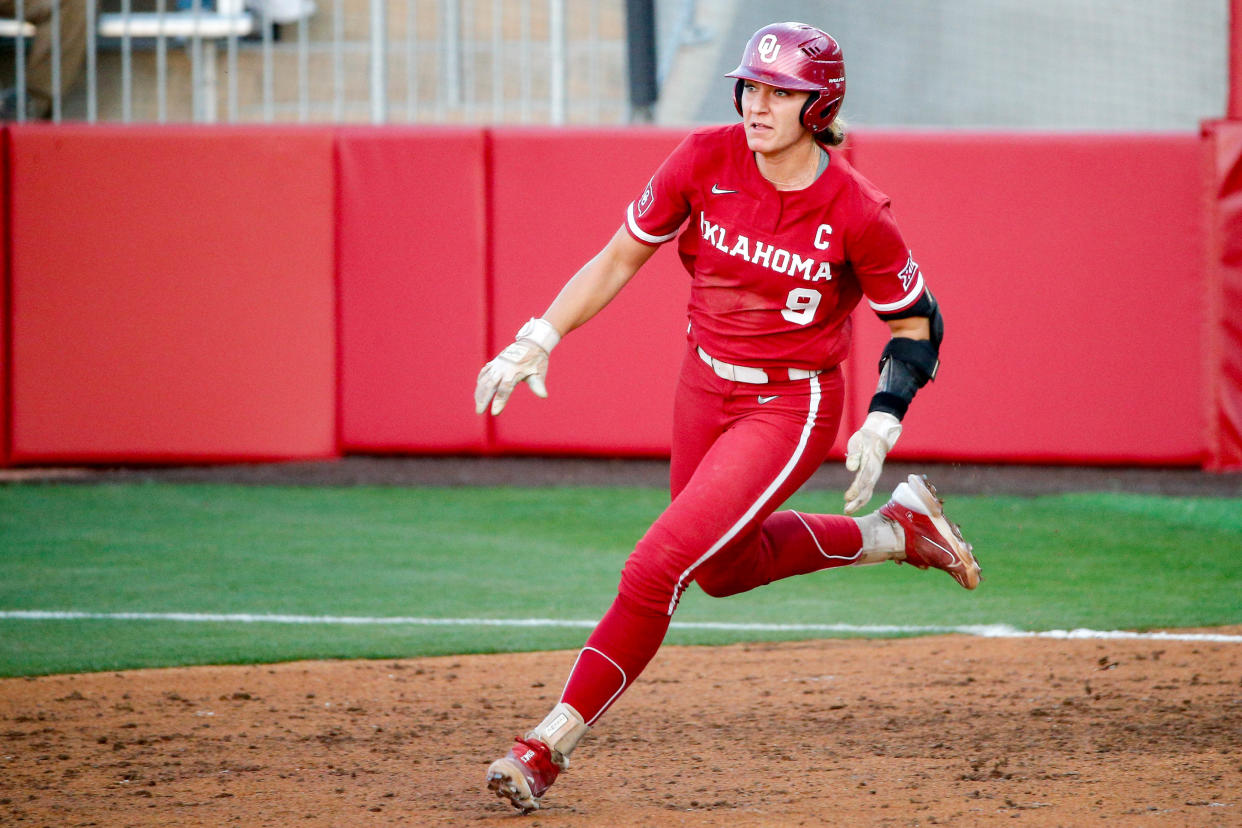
[696,346,821,384]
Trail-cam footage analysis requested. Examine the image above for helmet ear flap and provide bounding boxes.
[800,90,843,135]
[799,92,820,130]
[733,78,744,117]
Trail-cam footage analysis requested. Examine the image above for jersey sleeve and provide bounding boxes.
[851,204,927,316]
[624,133,696,247]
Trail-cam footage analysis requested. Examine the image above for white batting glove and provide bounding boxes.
[474,318,561,416]
[843,411,903,515]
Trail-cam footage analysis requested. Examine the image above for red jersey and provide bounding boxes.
[625,123,925,371]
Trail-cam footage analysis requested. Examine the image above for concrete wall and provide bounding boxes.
[682,0,1229,130]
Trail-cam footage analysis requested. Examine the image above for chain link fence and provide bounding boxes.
[0,0,1232,128]
[0,0,665,123]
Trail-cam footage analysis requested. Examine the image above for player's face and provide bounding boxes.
[740,81,812,155]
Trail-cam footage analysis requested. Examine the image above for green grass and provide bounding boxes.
[1,482,1239,677]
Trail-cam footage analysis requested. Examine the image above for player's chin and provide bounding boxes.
[744,127,775,152]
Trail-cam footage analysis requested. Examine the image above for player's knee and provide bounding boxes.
[692,565,746,598]
[691,528,767,598]
[617,526,694,614]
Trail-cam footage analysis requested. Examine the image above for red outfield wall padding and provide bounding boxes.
[336,128,489,453]
[488,128,688,457]
[1,127,10,468]
[7,125,338,464]
[1203,120,1242,471]
[848,131,1206,465]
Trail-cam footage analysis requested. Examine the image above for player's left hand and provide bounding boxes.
[474,318,562,416]
[843,411,902,514]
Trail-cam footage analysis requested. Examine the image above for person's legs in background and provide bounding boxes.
[1,0,89,119]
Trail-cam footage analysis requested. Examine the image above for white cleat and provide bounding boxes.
[879,474,981,590]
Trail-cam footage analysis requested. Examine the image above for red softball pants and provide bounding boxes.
[559,344,863,726]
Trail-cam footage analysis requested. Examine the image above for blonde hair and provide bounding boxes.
[815,116,847,147]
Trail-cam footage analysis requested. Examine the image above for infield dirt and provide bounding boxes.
[4,458,1240,825]
[2,631,1240,827]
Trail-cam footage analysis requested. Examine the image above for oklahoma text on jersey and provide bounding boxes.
[698,213,834,283]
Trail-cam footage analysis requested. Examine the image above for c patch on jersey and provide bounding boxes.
[637,179,655,218]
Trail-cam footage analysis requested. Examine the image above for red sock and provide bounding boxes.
[560,594,670,725]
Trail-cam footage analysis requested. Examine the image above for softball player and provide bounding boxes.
[475,21,981,813]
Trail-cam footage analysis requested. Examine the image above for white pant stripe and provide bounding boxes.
[666,375,823,615]
[792,510,861,562]
[560,645,628,726]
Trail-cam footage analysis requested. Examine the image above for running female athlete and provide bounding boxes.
[474,21,982,813]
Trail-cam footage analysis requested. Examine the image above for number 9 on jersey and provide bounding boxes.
[782,287,822,325]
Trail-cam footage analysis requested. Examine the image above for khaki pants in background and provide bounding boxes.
[1,0,90,111]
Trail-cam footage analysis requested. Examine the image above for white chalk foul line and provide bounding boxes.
[1,611,1240,642]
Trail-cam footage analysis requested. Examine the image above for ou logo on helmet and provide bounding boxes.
[757,33,781,63]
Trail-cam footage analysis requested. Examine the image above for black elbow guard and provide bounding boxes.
[869,337,940,420]
[869,289,944,420]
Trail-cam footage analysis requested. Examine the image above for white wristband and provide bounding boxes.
[516,317,561,354]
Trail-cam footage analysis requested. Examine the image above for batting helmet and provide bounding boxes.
[725,22,846,136]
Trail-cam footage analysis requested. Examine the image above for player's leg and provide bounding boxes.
[485,354,980,812]
[547,348,842,734]
[692,505,913,597]
[695,475,980,596]
[667,344,729,500]
[687,377,980,593]
[488,353,839,811]
[680,365,878,596]
[551,363,845,722]
[627,359,846,614]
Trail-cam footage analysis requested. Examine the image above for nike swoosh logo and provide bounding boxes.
[711,184,738,195]
[757,395,778,404]
[925,537,962,566]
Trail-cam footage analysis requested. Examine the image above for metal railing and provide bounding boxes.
[0,0,643,124]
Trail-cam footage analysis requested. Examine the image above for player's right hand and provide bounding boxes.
[474,318,562,416]
[843,411,903,515]
[474,339,550,416]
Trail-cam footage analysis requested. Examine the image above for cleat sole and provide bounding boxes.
[486,765,540,814]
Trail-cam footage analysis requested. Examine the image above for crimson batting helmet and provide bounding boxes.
[726,22,846,136]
